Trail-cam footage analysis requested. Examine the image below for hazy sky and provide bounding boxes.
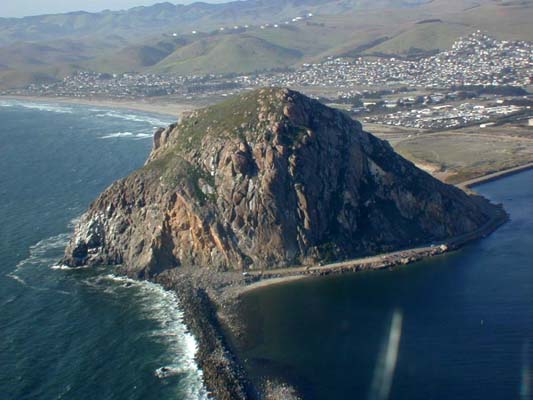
[0,0,230,18]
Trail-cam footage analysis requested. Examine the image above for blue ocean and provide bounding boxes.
[0,100,208,400]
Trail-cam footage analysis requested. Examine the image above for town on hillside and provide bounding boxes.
[5,32,532,131]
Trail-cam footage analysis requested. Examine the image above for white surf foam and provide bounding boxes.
[0,295,18,307]
[0,100,14,107]
[7,232,72,294]
[134,133,153,139]
[155,365,190,379]
[6,272,29,287]
[13,233,70,274]
[50,264,90,271]
[99,132,134,139]
[4,101,74,114]
[10,216,207,398]
[99,131,153,140]
[7,216,81,289]
[94,111,173,127]
[93,274,209,399]
[68,216,82,229]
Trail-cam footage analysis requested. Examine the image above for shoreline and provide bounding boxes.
[4,93,529,189]
[0,94,197,118]
[156,167,514,399]
[457,162,533,190]
[152,272,258,400]
[206,169,518,398]
[233,205,509,296]
[230,163,533,296]
[29,93,528,399]
[58,163,525,400]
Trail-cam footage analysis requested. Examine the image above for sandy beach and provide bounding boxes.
[0,95,198,118]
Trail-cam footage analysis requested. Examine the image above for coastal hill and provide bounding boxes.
[1,0,533,87]
[63,88,499,277]
[0,0,431,46]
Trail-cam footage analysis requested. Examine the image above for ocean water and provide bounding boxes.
[239,170,533,400]
[0,100,208,400]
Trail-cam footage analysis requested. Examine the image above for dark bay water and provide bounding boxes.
[0,100,207,400]
[239,169,533,400]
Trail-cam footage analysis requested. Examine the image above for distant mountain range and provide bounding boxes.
[0,0,430,45]
[0,0,532,88]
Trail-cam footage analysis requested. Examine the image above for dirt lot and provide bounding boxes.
[368,122,533,183]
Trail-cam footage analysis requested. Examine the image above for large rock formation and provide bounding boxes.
[63,88,496,277]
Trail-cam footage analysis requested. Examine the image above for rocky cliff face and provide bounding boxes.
[63,88,496,277]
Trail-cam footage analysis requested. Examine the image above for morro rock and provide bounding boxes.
[63,88,497,277]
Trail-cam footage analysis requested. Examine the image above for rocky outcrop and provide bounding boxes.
[63,88,497,277]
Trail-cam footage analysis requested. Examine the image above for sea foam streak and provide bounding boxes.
[7,232,72,294]
[93,274,209,400]
[99,132,153,140]
[100,132,134,138]
[94,111,174,127]
[7,216,82,289]
[1,101,74,114]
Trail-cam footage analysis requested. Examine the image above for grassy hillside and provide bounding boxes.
[456,0,533,41]
[364,21,472,55]
[0,0,433,47]
[361,0,533,56]
[154,34,303,75]
[0,64,79,89]
[0,35,132,88]
[0,38,115,88]
[85,35,196,72]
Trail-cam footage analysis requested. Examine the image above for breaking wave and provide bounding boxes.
[50,264,90,271]
[6,216,81,289]
[6,232,72,294]
[94,111,174,127]
[1,100,74,114]
[99,131,153,140]
[85,274,209,400]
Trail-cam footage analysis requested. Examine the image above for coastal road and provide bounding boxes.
[246,173,515,281]
[247,243,446,279]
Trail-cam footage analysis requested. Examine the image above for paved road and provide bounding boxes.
[248,198,509,279]
[248,243,441,277]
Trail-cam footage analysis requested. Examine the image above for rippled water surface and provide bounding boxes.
[0,101,207,400]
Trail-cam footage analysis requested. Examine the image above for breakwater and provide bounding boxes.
[458,162,533,190]
[153,273,257,400]
[240,204,509,293]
